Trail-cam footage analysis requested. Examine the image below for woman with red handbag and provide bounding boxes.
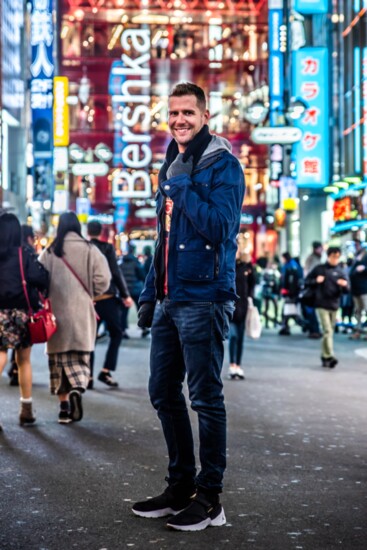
[39,212,110,424]
[0,213,49,429]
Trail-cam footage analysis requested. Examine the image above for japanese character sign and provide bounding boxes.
[30,0,54,201]
[292,47,329,186]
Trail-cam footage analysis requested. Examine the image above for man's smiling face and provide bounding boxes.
[168,95,209,153]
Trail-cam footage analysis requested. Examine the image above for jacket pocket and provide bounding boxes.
[177,244,215,282]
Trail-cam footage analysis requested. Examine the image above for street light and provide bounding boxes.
[286,98,308,120]
[243,100,269,125]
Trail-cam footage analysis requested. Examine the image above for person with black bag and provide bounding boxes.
[87,220,133,388]
[0,214,49,429]
[305,247,349,368]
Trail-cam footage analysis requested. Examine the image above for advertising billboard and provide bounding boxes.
[30,0,54,201]
[292,47,329,187]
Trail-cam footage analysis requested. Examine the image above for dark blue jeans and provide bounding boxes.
[149,299,233,494]
[229,320,245,365]
[90,297,124,376]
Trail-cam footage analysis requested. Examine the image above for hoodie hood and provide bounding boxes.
[200,135,232,162]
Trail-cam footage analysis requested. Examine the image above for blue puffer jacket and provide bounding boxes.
[140,136,245,303]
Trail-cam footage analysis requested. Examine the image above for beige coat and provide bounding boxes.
[39,232,110,354]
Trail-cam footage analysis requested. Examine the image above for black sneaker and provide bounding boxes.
[166,492,226,531]
[98,371,119,387]
[58,410,73,424]
[69,390,83,421]
[321,356,329,367]
[132,485,194,518]
[328,357,338,368]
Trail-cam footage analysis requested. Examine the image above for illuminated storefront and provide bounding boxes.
[58,0,271,257]
[0,0,27,217]
[327,1,367,240]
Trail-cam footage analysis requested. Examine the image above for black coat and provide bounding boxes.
[90,238,129,298]
[119,253,145,297]
[349,250,367,296]
[0,246,49,311]
[306,262,349,311]
[233,261,256,323]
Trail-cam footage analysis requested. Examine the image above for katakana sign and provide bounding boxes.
[292,48,329,187]
[362,48,367,177]
[30,0,54,201]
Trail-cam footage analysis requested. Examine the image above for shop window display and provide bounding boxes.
[59,0,271,257]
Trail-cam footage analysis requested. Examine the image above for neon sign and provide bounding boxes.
[111,29,152,199]
[30,0,54,202]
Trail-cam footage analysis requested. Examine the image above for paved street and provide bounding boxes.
[0,326,366,550]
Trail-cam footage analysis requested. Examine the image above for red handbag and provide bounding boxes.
[18,248,57,344]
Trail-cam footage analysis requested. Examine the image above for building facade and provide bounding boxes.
[57,0,273,257]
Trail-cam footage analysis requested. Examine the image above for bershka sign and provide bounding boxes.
[111,29,152,198]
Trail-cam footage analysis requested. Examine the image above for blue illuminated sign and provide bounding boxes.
[292,47,329,187]
[294,0,328,14]
[362,48,367,178]
[1,0,25,119]
[268,7,284,126]
[30,0,54,201]
[354,47,361,173]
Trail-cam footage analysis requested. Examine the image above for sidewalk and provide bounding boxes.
[0,328,366,549]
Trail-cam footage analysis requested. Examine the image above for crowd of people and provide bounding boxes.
[0,211,156,426]
[246,239,365,370]
[1,82,366,533]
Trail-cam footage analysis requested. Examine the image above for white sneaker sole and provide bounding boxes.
[132,506,184,518]
[58,416,73,424]
[166,508,226,531]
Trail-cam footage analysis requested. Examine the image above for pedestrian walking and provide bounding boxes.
[143,245,153,277]
[228,249,256,380]
[8,224,38,387]
[349,239,367,339]
[304,241,323,277]
[39,212,110,424]
[0,214,49,429]
[305,246,349,368]
[303,241,323,338]
[261,260,280,328]
[132,82,245,531]
[119,243,146,337]
[278,252,304,335]
[87,220,133,388]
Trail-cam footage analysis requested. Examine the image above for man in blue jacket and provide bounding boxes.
[132,82,245,531]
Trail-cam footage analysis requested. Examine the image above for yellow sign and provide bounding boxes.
[53,77,69,146]
[282,198,298,211]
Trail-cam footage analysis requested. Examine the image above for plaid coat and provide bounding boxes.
[39,233,110,353]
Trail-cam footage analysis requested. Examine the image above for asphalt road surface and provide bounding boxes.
[0,327,366,550]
